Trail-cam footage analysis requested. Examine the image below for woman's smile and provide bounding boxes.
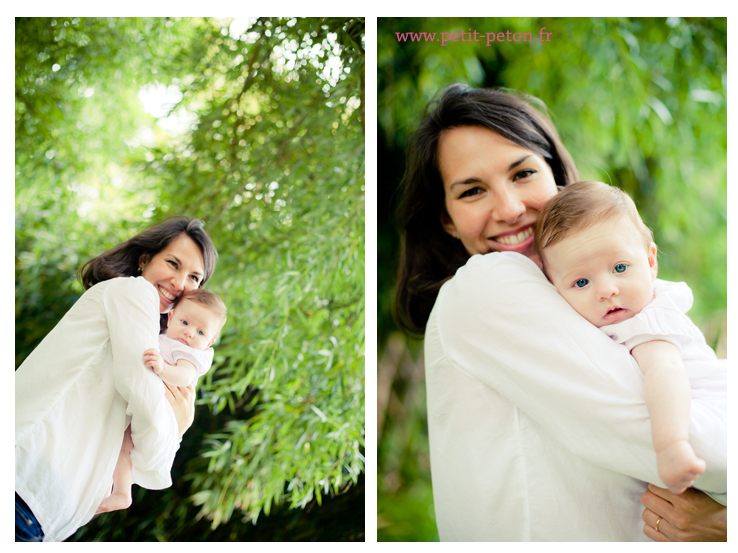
[158,286,178,302]
[491,225,534,247]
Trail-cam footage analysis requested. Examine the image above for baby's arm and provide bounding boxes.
[144,348,196,387]
[631,339,706,494]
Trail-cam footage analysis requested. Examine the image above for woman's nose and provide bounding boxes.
[492,188,526,224]
[171,274,187,293]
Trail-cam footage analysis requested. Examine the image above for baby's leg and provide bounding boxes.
[657,440,706,494]
[96,426,134,514]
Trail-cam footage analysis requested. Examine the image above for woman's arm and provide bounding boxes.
[436,252,725,492]
[103,277,179,489]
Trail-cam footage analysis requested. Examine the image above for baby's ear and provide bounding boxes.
[168,310,174,322]
[648,242,658,280]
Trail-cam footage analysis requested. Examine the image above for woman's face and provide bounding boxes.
[438,126,558,266]
[139,234,205,313]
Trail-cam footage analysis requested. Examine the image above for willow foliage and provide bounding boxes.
[16,16,364,540]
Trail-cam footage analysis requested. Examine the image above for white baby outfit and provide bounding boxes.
[602,279,726,407]
[158,335,214,384]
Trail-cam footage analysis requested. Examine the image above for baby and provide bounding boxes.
[533,180,726,495]
[96,288,227,513]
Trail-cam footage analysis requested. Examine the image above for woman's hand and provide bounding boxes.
[641,483,726,541]
[163,382,196,439]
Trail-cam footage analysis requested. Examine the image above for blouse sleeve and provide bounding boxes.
[103,277,179,489]
[435,252,726,494]
[601,280,697,352]
[168,341,214,377]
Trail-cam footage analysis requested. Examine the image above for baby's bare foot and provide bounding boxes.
[95,492,132,515]
[657,440,706,494]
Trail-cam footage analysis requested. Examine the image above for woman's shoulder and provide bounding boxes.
[97,276,158,306]
[439,252,548,301]
[432,252,554,327]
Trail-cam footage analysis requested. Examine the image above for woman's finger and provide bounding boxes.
[643,520,673,542]
[163,381,176,399]
[641,487,674,519]
[647,483,678,503]
[641,487,685,541]
[642,508,673,539]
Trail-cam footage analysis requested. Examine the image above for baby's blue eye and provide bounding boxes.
[574,278,589,288]
[614,264,627,274]
[182,320,188,326]
[198,330,204,336]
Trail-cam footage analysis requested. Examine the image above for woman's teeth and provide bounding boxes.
[494,227,533,246]
[159,286,176,301]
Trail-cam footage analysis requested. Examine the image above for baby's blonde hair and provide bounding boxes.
[174,288,227,336]
[534,181,654,273]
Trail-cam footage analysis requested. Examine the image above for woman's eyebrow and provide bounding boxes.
[508,155,532,171]
[449,155,534,188]
[449,177,482,188]
[169,254,203,276]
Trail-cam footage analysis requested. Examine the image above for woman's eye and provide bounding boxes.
[459,186,483,199]
[513,169,536,181]
[574,278,589,288]
[614,263,627,274]
[167,260,178,269]
[190,275,200,282]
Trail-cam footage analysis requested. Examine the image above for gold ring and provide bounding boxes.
[655,515,663,533]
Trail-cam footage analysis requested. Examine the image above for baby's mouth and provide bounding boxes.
[492,226,533,246]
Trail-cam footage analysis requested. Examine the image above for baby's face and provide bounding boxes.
[166,299,219,350]
[542,217,657,328]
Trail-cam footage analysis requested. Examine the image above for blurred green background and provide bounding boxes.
[16,17,364,541]
[377,17,726,541]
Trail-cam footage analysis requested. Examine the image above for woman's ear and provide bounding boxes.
[648,242,658,280]
[138,253,150,270]
[440,212,459,239]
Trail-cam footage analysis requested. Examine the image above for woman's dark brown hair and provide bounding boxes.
[394,84,579,335]
[79,217,217,290]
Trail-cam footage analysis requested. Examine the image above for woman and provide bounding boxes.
[15,217,217,542]
[394,85,727,541]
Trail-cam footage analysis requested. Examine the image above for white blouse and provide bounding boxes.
[15,276,179,542]
[424,252,726,541]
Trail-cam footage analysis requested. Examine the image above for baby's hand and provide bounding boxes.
[144,348,164,376]
[656,440,706,494]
